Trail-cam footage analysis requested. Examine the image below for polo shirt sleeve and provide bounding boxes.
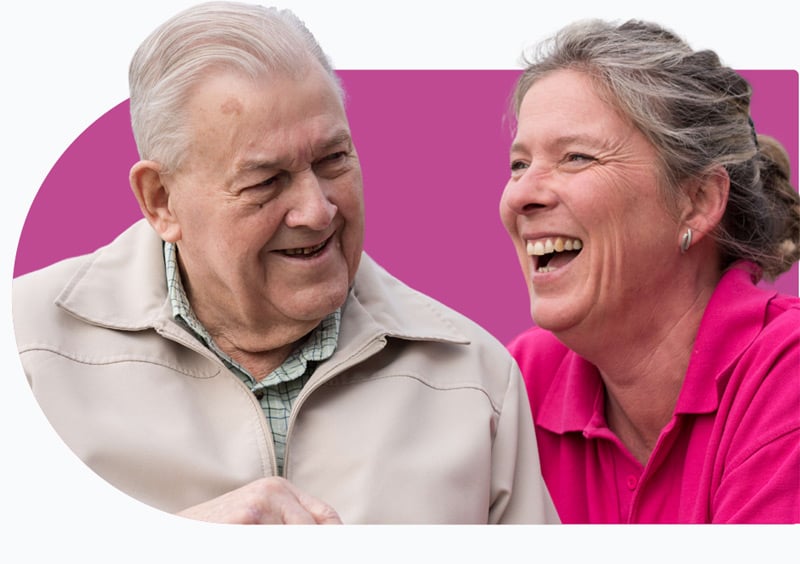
[710,303,800,523]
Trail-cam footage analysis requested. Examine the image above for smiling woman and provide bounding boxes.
[503,68,681,337]
[501,18,800,524]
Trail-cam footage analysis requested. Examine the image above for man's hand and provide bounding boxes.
[177,477,342,524]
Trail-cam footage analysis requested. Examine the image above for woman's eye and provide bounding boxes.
[565,153,594,163]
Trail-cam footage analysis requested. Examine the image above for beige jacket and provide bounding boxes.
[13,219,557,524]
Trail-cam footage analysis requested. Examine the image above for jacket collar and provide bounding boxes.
[55,219,171,331]
[55,219,469,348]
[346,253,469,345]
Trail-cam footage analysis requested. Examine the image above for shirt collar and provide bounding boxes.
[536,352,606,435]
[675,261,776,414]
[163,242,340,383]
[54,220,468,349]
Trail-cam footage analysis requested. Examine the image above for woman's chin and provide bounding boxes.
[530,299,580,334]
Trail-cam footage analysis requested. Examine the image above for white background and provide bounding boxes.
[2,1,797,561]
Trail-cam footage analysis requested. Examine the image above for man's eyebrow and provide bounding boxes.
[237,130,352,173]
[316,130,353,152]
[238,159,278,173]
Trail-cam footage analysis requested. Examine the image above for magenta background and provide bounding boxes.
[13,70,799,345]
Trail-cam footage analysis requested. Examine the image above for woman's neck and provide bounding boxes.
[558,267,720,464]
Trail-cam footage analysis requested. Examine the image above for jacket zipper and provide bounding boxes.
[281,335,387,477]
[154,319,279,475]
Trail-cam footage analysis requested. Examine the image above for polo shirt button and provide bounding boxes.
[626,475,638,490]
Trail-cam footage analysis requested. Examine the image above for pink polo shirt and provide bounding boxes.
[508,262,800,523]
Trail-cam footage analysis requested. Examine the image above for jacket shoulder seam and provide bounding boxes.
[331,372,503,415]
[19,345,221,379]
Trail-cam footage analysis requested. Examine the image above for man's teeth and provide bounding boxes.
[283,240,327,256]
[526,237,583,256]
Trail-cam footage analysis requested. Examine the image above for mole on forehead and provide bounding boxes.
[220,96,244,115]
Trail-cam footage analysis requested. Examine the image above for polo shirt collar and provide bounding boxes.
[675,261,775,414]
[536,261,776,436]
[537,353,606,435]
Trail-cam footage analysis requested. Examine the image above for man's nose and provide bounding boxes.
[284,171,338,230]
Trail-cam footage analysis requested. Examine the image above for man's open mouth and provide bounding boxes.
[279,236,331,258]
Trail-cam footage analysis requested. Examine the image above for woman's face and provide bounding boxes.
[500,69,683,339]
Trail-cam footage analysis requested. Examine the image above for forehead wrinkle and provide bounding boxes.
[511,132,608,156]
[318,129,352,151]
[235,127,352,174]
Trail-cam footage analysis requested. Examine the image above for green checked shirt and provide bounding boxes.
[164,242,340,475]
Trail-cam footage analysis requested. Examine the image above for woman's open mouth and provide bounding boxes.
[527,236,583,273]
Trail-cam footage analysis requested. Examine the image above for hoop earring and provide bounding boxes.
[680,228,693,254]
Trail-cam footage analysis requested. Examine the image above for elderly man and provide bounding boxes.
[12,1,557,524]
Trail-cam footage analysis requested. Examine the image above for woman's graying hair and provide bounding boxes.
[129,1,341,174]
[513,19,799,280]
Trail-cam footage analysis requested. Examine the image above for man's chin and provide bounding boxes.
[281,286,349,322]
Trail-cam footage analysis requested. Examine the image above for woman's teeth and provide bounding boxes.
[526,236,583,256]
[526,236,583,273]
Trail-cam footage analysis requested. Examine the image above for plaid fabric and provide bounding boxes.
[164,242,340,474]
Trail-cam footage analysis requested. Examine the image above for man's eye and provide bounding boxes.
[510,160,529,172]
[245,174,282,192]
[321,151,347,163]
[314,151,350,177]
[254,176,278,188]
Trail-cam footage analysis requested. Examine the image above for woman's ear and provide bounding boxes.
[679,165,730,242]
[129,160,181,243]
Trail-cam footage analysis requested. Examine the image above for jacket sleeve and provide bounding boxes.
[488,359,560,524]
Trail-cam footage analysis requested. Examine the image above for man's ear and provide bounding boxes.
[679,165,730,243]
[129,160,181,243]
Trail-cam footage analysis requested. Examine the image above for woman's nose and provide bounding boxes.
[501,163,558,216]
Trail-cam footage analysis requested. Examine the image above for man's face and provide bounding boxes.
[163,64,364,338]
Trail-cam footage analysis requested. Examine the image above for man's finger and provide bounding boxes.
[285,481,342,524]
